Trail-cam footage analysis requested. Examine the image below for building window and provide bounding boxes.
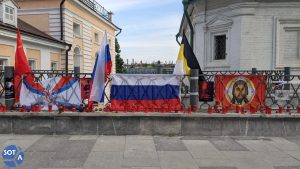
[73,23,81,36]
[214,35,226,60]
[275,18,300,68]
[51,62,58,70]
[74,47,82,71]
[0,58,8,71]
[94,33,99,43]
[28,60,36,70]
[5,5,14,23]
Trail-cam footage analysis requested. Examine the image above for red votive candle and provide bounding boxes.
[21,105,26,112]
[106,106,111,112]
[241,107,245,114]
[266,107,272,114]
[208,106,213,114]
[278,106,283,114]
[3,105,7,112]
[48,104,52,112]
[286,106,291,113]
[187,107,192,114]
[235,106,240,113]
[222,106,226,114]
[62,106,67,112]
[250,106,256,114]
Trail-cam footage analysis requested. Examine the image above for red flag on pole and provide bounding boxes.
[14,29,34,102]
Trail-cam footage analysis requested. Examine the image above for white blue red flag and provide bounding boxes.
[110,74,181,111]
[89,33,112,103]
[20,77,81,110]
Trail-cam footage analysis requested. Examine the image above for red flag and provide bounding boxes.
[14,29,34,102]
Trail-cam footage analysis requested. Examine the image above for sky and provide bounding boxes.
[97,0,183,64]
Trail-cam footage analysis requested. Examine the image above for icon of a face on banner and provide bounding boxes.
[225,77,256,106]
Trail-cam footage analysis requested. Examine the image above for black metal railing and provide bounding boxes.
[78,0,110,20]
[0,69,299,114]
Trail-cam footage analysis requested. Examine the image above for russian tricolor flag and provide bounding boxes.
[110,74,181,111]
[89,33,112,103]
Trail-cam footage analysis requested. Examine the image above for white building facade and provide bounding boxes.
[179,0,300,74]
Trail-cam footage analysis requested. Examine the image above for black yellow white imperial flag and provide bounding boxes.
[173,33,204,84]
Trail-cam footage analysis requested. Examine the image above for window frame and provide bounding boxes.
[94,33,99,43]
[51,62,58,70]
[28,59,37,70]
[213,34,227,60]
[4,5,15,24]
[274,17,300,68]
[73,22,81,37]
[0,57,9,71]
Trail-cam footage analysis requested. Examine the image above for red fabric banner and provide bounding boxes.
[215,75,267,110]
[14,29,34,102]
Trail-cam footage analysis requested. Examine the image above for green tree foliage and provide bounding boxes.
[115,38,126,73]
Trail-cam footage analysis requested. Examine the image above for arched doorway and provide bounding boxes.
[74,47,82,71]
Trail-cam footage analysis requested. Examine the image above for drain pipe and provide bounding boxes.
[60,0,65,41]
[116,28,122,37]
[65,44,72,73]
[60,0,71,73]
[183,0,194,49]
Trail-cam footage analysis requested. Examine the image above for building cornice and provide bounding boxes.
[0,29,67,49]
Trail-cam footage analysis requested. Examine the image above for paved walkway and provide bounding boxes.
[1,135,300,169]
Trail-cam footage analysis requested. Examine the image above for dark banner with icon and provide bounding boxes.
[215,75,267,109]
[80,78,92,100]
[199,81,214,102]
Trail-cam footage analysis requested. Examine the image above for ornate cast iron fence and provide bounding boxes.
[0,68,299,113]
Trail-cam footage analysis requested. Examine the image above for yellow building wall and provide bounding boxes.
[65,0,116,73]
[18,14,50,33]
[91,31,116,72]
[16,0,117,72]
[50,52,61,69]
[64,1,116,35]
[0,44,15,66]
[26,48,41,69]
[17,0,60,9]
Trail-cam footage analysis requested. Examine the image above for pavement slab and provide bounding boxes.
[83,152,123,169]
[123,136,159,167]
[183,140,225,159]
[26,135,70,152]
[209,137,249,151]
[157,151,199,169]
[154,136,187,151]
[269,137,300,151]
[92,136,125,152]
[236,139,281,152]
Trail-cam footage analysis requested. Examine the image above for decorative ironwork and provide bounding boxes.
[0,69,298,114]
[78,0,110,20]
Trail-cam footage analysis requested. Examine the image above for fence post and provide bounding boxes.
[156,61,162,74]
[252,68,257,75]
[284,67,290,90]
[190,69,199,112]
[74,66,80,78]
[4,66,14,110]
